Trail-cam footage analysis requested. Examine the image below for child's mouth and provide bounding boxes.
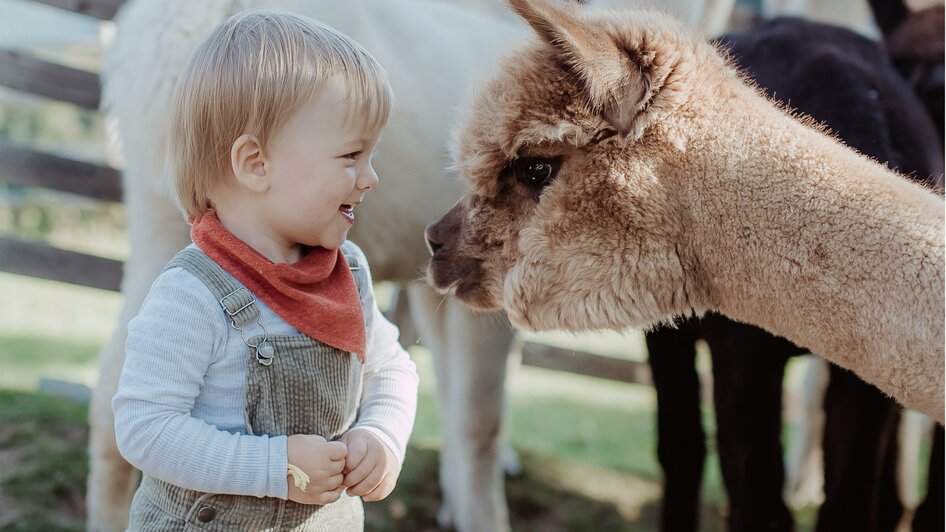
[339,204,355,224]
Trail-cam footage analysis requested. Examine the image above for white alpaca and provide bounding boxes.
[91,1,742,530]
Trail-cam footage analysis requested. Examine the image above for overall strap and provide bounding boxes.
[165,247,259,329]
[340,242,370,323]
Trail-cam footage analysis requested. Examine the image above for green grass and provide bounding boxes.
[0,386,708,532]
[0,389,88,531]
[0,387,685,532]
[0,271,931,531]
[0,273,120,390]
[0,335,100,390]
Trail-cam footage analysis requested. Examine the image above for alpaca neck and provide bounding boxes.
[678,80,944,420]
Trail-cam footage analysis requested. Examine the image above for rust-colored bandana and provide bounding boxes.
[190,212,365,361]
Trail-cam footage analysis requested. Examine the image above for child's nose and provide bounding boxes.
[358,165,380,191]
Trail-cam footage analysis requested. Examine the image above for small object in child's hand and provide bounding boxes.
[287,463,310,492]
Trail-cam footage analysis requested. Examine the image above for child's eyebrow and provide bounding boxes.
[339,132,380,151]
[339,138,365,149]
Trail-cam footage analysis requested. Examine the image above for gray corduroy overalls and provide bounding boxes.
[127,245,369,531]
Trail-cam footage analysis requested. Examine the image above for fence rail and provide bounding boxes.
[0,50,101,109]
[0,235,123,291]
[0,0,653,387]
[33,0,124,20]
[1,143,122,201]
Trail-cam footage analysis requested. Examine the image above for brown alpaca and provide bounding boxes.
[426,0,945,422]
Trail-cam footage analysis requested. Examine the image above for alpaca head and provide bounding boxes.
[426,0,724,331]
[884,4,944,143]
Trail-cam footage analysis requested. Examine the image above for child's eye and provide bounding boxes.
[343,151,361,160]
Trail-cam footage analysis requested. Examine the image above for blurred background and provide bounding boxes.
[0,0,939,530]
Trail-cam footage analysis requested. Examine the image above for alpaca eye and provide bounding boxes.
[524,162,552,183]
[512,157,561,194]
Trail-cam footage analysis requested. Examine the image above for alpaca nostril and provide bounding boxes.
[427,239,442,255]
[425,224,443,256]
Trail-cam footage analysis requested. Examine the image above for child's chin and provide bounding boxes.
[322,233,349,250]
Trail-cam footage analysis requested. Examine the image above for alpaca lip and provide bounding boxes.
[339,204,354,224]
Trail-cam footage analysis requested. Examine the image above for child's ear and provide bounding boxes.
[230,134,269,193]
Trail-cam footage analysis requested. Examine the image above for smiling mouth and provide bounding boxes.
[339,204,354,223]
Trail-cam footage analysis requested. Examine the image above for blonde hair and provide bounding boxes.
[170,9,393,216]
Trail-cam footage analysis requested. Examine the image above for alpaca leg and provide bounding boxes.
[897,410,929,510]
[384,284,420,347]
[499,343,523,478]
[407,284,515,531]
[86,194,189,532]
[912,425,944,531]
[404,283,456,527]
[783,356,828,510]
[441,301,514,532]
[87,328,139,532]
[706,316,795,532]
[645,319,706,532]
[815,365,902,532]
[875,408,903,532]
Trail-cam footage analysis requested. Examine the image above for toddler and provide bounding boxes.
[113,9,418,530]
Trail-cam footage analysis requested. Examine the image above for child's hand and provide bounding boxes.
[286,434,347,505]
[339,428,400,501]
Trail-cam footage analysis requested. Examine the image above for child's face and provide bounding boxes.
[262,79,382,253]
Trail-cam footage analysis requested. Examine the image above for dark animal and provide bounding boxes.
[866,4,946,530]
[646,15,944,532]
[868,0,944,145]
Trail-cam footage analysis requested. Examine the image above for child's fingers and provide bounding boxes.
[344,437,369,473]
[345,463,385,497]
[327,457,346,475]
[342,452,376,487]
[326,472,345,490]
[317,484,346,505]
[362,474,396,502]
[324,441,348,461]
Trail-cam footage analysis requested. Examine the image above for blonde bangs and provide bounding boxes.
[336,48,393,136]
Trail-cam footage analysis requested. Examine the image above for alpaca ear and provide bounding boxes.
[507,0,651,135]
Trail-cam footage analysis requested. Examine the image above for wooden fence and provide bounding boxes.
[0,0,652,387]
